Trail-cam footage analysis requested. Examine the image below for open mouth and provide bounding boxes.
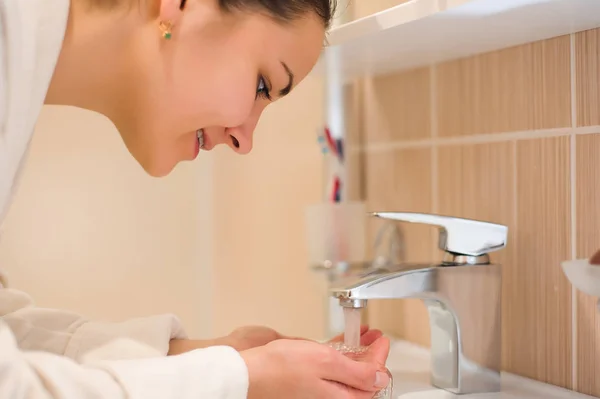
[196,129,240,150]
[196,129,204,149]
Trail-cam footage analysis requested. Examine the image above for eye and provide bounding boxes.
[256,75,271,101]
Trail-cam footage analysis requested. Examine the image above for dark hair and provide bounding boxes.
[89,0,336,30]
[218,0,337,29]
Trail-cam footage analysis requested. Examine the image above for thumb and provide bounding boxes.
[365,336,391,366]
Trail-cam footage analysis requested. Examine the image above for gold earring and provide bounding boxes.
[159,21,173,40]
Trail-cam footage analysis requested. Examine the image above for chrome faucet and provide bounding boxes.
[330,212,508,395]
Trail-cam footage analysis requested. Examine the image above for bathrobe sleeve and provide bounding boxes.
[0,288,249,399]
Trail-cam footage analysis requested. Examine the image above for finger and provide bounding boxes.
[320,380,350,399]
[364,336,391,366]
[329,325,370,343]
[359,329,383,346]
[321,380,375,399]
[281,335,311,342]
[279,332,321,342]
[322,347,390,392]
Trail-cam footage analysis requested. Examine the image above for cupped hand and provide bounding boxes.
[328,324,384,347]
[169,325,285,355]
[227,325,283,351]
[241,335,391,399]
[169,323,384,356]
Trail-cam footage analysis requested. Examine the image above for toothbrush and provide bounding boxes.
[324,127,338,157]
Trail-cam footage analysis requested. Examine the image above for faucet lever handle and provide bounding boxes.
[371,212,507,257]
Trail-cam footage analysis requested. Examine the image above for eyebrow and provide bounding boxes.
[279,62,294,97]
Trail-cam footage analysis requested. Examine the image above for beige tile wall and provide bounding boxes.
[576,134,600,395]
[0,107,214,338]
[348,21,600,395]
[211,75,327,340]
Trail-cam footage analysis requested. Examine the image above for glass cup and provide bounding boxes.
[304,201,367,265]
[327,342,393,399]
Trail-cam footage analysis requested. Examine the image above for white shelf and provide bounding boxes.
[316,0,600,81]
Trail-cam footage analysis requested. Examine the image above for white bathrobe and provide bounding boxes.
[0,0,249,398]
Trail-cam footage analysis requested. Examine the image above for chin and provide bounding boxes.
[125,142,184,178]
[145,162,177,178]
[135,154,178,178]
[145,166,173,178]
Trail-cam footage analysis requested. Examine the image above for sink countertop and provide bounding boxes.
[385,340,595,399]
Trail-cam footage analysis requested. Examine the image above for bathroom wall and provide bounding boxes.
[0,106,214,338]
[345,2,600,395]
[0,76,328,343]
[210,75,328,340]
[1,76,327,346]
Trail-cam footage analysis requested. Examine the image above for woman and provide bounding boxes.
[0,0,392,398]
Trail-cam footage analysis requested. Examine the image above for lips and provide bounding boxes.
[194,129,238,151]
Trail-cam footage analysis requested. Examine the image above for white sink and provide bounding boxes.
[385,340,595,399]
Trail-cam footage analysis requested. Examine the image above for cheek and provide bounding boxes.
[212,84,256,127]
[206,63,259,127]
[169,51,258,129]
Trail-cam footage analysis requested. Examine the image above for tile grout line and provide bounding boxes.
[346,125,600,153]
[511,140,519,342]
[510,140,519,376]
[569,32,578,391]
[430,65,439,214]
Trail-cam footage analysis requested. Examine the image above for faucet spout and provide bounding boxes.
[330,261,502,394]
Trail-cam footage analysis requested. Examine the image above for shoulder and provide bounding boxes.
[0,0,70,223]
[0,0,70,138]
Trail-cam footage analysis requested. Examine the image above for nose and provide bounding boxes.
[225,111,262,155]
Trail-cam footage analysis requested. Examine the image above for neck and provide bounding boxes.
[45,0,143,131]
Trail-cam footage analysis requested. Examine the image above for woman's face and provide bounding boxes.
[121,1,326,177]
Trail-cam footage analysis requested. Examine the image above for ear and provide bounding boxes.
[157,0,185,28]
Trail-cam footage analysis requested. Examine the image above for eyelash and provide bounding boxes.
[256,76,271,101]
